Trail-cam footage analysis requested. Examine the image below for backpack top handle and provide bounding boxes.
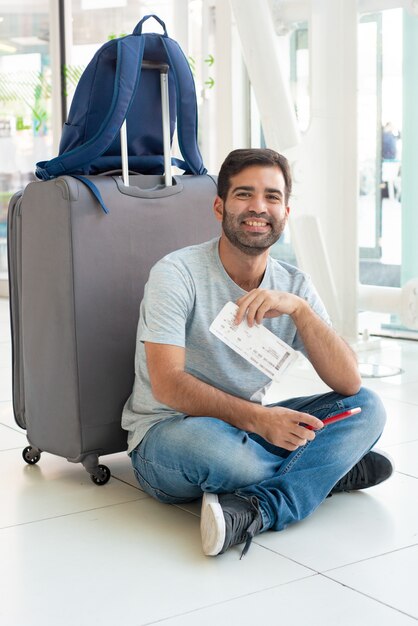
[133,14,168,37]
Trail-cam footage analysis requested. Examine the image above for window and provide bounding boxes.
[0,0,53,282]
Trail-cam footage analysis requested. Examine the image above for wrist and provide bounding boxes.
[290,297,310,323]
[247,403,270,435]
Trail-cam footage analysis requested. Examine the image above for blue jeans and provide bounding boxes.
[130,387,386,531]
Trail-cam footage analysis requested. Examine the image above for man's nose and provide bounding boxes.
[248,194,267,213]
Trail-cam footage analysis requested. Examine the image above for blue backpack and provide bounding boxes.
[35,14,206,182]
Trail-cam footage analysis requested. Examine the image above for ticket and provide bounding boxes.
[209,301,297,381]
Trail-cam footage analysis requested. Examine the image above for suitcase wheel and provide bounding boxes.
[90,464,111,486]
[22,446,41,465]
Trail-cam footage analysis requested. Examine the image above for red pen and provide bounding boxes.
[304,407,361,430]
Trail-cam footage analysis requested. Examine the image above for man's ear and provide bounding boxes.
[213,196,224,222]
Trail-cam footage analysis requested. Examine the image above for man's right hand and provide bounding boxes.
[256,406,324,450]
[145,342,324,451]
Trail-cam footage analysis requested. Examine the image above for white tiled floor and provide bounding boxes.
[1,297,418,626]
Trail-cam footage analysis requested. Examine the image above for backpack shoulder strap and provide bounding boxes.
[161,36,207,175]
[36,35,145,180]
[134,15,206,175]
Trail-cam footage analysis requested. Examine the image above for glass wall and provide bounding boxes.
[0,0,53,279]
[66,1,175,109]
[358,9,402,288]
[2,1,417,338]
[357,7,418,336]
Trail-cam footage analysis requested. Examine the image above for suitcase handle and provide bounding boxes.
[121,60,172,188]
[134,14,168,37]
[114,175,184,199]
[141,60,169,73]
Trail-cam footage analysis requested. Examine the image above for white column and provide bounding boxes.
[291,0,359,340]
[211,0,250,171]
[213,0,234,170]
[230,0,300,152]
[199,0,216,171]
[173,0,190,54]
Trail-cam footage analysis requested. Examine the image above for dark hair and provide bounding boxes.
[217,148,292,204]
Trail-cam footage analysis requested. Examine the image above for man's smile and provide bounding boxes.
[242,219,270,227]
[241,218,272,232]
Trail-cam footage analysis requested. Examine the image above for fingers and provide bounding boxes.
[284,421,317,448]
[298,413,324,432]
[281,429,311,451]
[235,291,258,325]
[235,290,278,326]
[281,432,311,451]
[283,436,308,450]
[266,411,324,451]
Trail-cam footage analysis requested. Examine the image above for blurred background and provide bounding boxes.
[1,0,417,342]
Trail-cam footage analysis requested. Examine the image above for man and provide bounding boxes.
[122,148,392,558]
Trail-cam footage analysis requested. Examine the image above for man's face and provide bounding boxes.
[216,165,290,256]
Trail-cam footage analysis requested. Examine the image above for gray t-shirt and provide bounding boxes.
[122,238,330,453]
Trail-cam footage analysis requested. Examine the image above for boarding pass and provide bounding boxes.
[209,301,297,381]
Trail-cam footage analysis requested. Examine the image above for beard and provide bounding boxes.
[222,208,287,256]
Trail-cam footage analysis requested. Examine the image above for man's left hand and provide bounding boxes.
[235,289,306,327]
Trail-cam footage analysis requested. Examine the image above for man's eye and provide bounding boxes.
[266,195,281,202]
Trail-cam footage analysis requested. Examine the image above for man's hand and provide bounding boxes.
[235,289,305,326]
[145,342,324,449]
[235,287,361,397]
[257,406,323,450]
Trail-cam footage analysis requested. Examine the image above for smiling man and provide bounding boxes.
[220,167,288,256]
[122,148,392,558]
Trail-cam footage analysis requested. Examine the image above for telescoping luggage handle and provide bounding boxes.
[120,60,172,188]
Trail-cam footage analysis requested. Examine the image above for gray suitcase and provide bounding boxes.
[8,64,219,484]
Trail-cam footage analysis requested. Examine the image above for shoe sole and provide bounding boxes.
[200,493,226,556]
